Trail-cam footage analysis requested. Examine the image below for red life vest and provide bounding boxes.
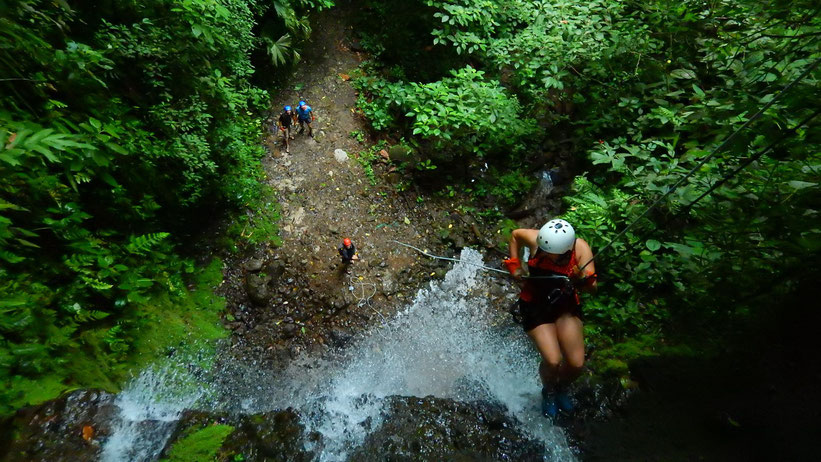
[520,249,580,305]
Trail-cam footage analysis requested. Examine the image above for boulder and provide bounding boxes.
[158,409,316,462]
[388,145,413,163]
[245,272,272,306]
[3,389,118,462]
[333,149,348,163]
[350,396,545,461]
[244,258,264,272]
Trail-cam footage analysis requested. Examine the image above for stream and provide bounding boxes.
[99,248,574,461]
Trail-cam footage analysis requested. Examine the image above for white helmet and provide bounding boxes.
[537,219,576,253]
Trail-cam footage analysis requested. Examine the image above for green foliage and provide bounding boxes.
[562,0,821,337]
[349,130,366,143]
[487,169,537,207]
[226,186,283,247]
[355,141,389,185]
[353,0,821,356]
[0,258,228,415]
[0,0,330,415]
[263,33,298,66]
[356,67,538,159]
[425,0,653,98]
[161,424,235,462]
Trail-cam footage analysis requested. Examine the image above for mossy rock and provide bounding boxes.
[160,424,235,462]
[388,145,413,163]
[159,409,315,462]
[3,389,117,462]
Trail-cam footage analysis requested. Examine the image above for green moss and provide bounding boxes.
[1,258,228,415]
[161,424,235,462]
[129,260,228,369]
[588,333,702,377]
[226,185,282,248]
[6,375,69,411]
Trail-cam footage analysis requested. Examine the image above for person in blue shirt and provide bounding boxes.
[295,100,315,138]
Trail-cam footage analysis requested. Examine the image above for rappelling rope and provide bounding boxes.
[392,240,569,281]
[346,274,391,339]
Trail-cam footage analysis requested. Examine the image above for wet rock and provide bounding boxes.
[159,409,315,462]
[281,323,299,339]
[4,389,118,462]
[244,258,264,272]
[265,260,286,280]
[329,329,352,347]
[350,396,545,461]
[245,272,272,306]
[381,273,398,295]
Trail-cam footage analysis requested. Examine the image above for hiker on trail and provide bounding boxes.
[503,219,597,419]
[277,105,295,153]
[296,100,315,138]
[338,238,359,264]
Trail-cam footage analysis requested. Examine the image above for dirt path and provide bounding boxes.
[218,6,511,365]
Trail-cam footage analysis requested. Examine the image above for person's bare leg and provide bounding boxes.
[527,323,562,388]
[555,313,585,385]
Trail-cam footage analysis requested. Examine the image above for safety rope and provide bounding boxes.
[392,240,569,281]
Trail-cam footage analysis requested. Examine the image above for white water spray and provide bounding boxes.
[102,248,574,461]
[100,364,209,462]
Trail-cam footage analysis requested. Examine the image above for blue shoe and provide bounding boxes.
[556,389,574,413]
[541,387,558,418]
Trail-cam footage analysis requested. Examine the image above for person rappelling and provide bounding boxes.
[504,219,597,419]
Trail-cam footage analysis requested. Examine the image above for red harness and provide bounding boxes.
[520,249,580,305]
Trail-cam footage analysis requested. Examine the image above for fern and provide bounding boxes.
[74,307,111,323]
[80,276,113,291]
[125,232,170,255]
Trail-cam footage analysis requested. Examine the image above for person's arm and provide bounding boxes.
[573,238,597,292]
[311,109,315,121]
[504,229,538,279]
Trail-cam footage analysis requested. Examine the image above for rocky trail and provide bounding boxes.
[218,8,513,369]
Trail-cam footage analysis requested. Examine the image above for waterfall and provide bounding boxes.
[101,248,574,461]
[100,362,211,462]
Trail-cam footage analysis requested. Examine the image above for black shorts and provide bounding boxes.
[518,298,582,332]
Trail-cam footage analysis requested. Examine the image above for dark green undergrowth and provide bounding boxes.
[1,258,228,415]
[1,0,331,416]
[348,0,820,367]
